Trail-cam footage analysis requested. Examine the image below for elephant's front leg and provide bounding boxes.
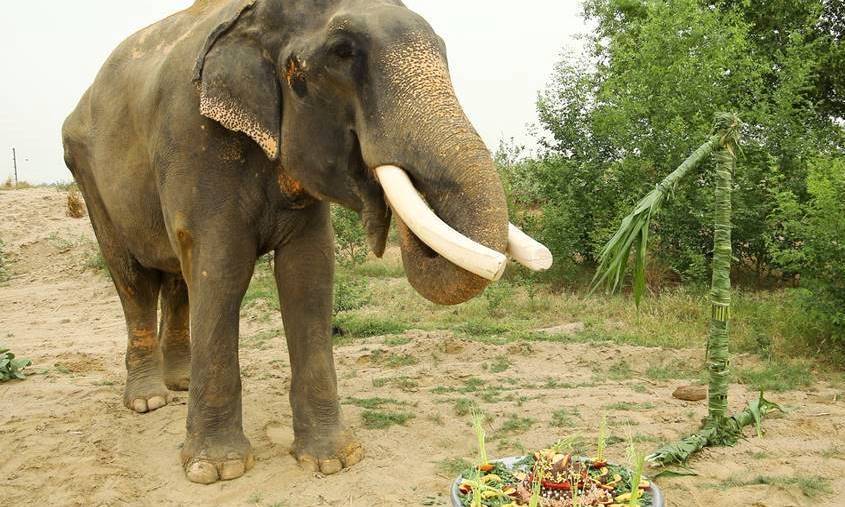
[179,232,256,484]
[275,204,364,475]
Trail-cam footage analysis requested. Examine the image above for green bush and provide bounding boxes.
[768,158,845,348]
[334,275,369,313]
[331,205,368,267]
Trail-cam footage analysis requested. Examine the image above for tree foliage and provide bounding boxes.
[514,0,843,283]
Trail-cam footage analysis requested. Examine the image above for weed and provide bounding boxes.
[0,346,31,381]
[384,335,411,346]
[247,492,262,504]
[716,474,832,499]
[604,401,656,411]
[606,359,634,380]
[384,353,418,368]
[373,376,419,392]
[437,457,472,476]
[343,397,407,409]
[427,413,445,426]
[499,414,535,435]
[453,398,477,417]
[489,355,511,373]
[361,409,415,429]
[333,314,409,338]
[550,407,580,428]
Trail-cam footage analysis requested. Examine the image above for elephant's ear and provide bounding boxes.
[193,0,281,160]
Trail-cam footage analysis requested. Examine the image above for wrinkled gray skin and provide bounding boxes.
[62,0,508,484]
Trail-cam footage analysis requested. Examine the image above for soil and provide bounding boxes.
[1,188,844,507]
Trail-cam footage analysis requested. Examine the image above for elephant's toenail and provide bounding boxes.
[186,460,219,484]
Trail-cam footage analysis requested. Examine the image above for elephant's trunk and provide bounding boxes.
[359,34,510,305]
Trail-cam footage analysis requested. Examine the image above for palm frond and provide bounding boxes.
[590,133,723,304]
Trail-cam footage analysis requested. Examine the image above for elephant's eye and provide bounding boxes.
[331,40,356,60]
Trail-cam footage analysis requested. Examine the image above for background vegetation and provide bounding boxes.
[490,0,844,359]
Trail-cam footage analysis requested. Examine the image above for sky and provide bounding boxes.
[0,1,585,184]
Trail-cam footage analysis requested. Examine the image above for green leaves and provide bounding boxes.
[0,346,31,382]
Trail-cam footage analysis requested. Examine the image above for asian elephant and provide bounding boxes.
[62,0,543,484]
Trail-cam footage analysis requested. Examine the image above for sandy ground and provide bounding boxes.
[1,187,844,507]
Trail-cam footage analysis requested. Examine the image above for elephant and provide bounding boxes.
[62,0,546,484]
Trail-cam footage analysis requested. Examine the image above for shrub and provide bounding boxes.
[334,275,369,313]
[331,205,368,267]
[1,346,31,381]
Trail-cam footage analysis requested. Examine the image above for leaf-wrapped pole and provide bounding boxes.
[707,113,739,426]
[591,133,722,305]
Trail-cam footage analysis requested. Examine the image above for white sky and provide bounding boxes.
[0,1,584,184]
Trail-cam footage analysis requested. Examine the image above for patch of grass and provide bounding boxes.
[498,414,535,435]
[453,398,478,417]
[436,457,472,476]
[350,259,404,278]
[373,375,419,392]
[606,359,634,380]
[384,353,418,368]
[344,397,407,409]
[455,318,513,338]
[645,360,699,381]
[361,409,415,429]
[734,360,814,392]
[242,330,277,350]
[488,355,511,373]
[84,248,109,276]
[384,335,412,346]
[716,474,832,499]
[550,407,580,428]
[604,401,656,411]
[334,314,410,338]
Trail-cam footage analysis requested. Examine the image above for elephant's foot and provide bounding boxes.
[124,368,170,413]
[181,432,254,484]
[292,432,364,475]
[162,353,190,391]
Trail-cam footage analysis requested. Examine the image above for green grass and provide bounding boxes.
[384,336,412,346]
[361,409,415,429]
[734,360,814,392]
[488,355,511,373]
[333,314,410,338]
[383,353,418,368]
[715,474,832,499]
[453,398,478,417]
[550,407,580,427]
[498,414,536,435]
[436,457,472,476]
[603,401,656,411]
[343,397,408,409]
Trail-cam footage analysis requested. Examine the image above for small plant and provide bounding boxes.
[484,281,513,317]
[333,276,369,313]
[1,346,31,381]
[66,188,86,218]
[331,205,368,267]
[361,409,414,429]
[595,415,607,465]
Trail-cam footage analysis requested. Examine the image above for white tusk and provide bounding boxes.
[507,223,553,271]
[374,165,507,281]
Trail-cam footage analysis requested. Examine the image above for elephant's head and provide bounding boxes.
[194,0,547,305]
